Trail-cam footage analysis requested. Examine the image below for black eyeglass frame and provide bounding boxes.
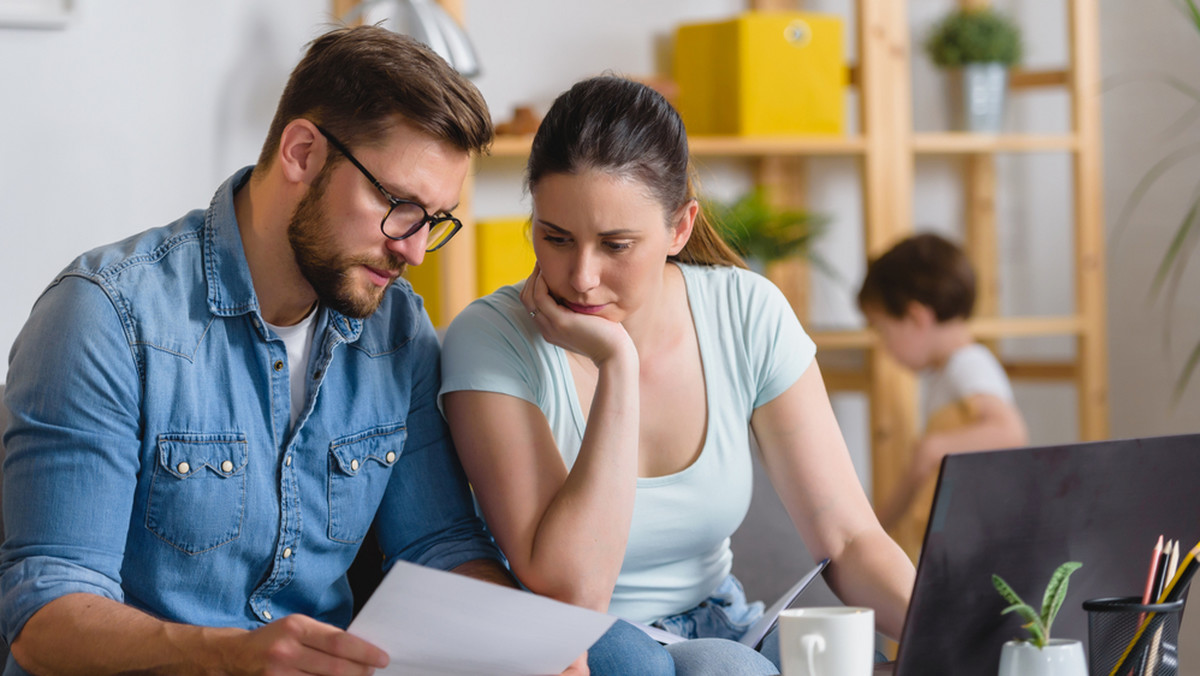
[314,123,462,252]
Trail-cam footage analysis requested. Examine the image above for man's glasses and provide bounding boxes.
[314,124,462,252]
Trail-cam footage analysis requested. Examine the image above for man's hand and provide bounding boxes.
[561,651,590,676]
[220,614,389,676]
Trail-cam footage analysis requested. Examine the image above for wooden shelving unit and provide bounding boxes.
[334,0,1109,558]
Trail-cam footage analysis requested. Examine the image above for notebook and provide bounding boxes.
[888,433,1200,675]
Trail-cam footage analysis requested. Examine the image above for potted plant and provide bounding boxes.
[1111,0,1200,404]
[924,7,1023,132]
[705,187,829,271]
[992,561,1088,676]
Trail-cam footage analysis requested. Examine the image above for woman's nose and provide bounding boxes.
[569,250,599,293]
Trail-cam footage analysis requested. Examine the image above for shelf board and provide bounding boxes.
[690,135,867,156]
[486,134,867,159]
[912,133,1078,154]
[492,132,1078,158]
[810,315,1085,351]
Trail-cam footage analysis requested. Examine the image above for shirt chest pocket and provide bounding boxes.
[146,433,248,554]
[327,423,405,544]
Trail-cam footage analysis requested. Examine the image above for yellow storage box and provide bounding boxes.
[475,216,535,297]
[404,216,535,326]
[674,11,846,136]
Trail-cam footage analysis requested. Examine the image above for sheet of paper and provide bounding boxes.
[739,558,830,648]
[348,560,617,676]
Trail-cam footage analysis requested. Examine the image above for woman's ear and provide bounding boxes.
[277,119,328,186]
[667,199,699,256]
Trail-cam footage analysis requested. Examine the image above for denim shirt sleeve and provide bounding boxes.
[1,275,141,646]
[373,314,503,573]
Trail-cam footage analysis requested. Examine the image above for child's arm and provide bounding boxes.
[877,393,1027,530]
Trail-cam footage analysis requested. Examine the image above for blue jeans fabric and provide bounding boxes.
[652,574,780,675]
[588,620,675,675]
[0,167,501,658]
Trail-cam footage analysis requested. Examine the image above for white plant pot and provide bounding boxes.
[998,639,1088,676]
[948,62,1009,133]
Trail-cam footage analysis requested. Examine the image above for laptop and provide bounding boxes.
[883,433,1200,676]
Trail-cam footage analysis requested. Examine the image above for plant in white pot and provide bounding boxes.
[924,7,1023,133]
[992,561,1087,676]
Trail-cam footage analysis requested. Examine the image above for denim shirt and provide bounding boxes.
[0,167,500,658]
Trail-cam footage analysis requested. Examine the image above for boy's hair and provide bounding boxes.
[857,232,976,321]
[257,25,492,169]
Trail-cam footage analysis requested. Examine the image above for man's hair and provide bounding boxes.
[857,232,976,321]
[257,25,492,168]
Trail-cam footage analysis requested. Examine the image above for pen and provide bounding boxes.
[1132,536,1165,676]
[1109,540,1200,676]
[1145,540,1180,675]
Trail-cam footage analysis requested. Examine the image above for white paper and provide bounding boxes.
[626,558,830,649]
[348,560,617,676]
[740,558,830,648]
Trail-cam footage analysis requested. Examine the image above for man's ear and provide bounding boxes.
[667,199,699,256]
[277,119,328,186]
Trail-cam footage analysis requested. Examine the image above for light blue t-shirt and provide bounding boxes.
[440,263,816,623]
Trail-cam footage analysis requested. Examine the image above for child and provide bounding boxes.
[857,233,1028,558]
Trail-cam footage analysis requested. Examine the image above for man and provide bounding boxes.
[1,26,512,675]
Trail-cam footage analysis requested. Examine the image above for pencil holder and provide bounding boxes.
[1083,596,1185,676]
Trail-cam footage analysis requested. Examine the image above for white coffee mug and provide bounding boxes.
[778,606,875,676]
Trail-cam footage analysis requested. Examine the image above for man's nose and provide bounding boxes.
[387,229,427,267]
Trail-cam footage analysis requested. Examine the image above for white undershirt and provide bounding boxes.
[266,307,319,427]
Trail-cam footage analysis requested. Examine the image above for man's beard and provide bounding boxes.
[287,172,406,319]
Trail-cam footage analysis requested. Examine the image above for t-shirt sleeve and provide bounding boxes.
[944,344,1015,403]
[438,290,542,414]
[740,270,817,409]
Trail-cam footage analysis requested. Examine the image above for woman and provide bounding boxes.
[440,76,914,673]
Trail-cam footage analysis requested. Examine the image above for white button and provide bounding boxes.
[283,547,292,559]
[221,460,234,473]
[177,462,190,474]
[285,455,292,466]
[350,459,359,471]
[385,451,396,463]
[263,610,272,620]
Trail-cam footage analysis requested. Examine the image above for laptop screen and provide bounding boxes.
[893,434,1200,675]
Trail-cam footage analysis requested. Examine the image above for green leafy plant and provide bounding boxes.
[705,188,829,266]
[1110,0,1200,403]
[924,8,1023,68]
[992,561,1083,648]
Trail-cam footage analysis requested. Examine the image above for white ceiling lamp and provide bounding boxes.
[342,0,481,78]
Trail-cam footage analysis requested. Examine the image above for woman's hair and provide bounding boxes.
[526,76,745,268]
[857,232,977,321]
[257,25,493,169]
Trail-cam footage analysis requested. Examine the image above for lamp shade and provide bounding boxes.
[342,0,481,78]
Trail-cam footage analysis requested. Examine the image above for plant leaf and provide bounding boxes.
[1040,561,1083,638]
[1178,0,1200,35]
[1110,140,1200,247]
[992,574,1027,607]
[1150,197,1200,297]
[1173,339,1200,406]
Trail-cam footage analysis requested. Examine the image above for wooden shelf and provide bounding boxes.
[488,133,868,159]
[912,133,1079,154]
[811,316,1087,352]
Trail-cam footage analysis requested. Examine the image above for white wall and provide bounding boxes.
[0,0,330,383]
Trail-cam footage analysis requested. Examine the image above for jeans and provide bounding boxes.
[588,620,675,675]
[652,574,781,675]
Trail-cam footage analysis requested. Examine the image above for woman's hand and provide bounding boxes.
[521,264,634,366]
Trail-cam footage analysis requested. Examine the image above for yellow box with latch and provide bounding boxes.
[674,11,846,136]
